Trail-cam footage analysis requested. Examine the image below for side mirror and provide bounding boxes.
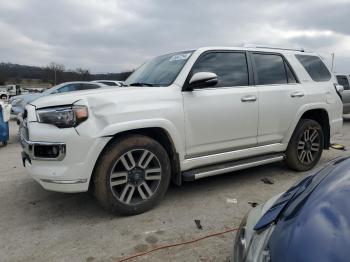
[188,72,218,90]
[335,84,344,93]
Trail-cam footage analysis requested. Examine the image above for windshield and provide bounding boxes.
[125,50,193,87]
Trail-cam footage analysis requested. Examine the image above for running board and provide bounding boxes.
[182,154,285,181]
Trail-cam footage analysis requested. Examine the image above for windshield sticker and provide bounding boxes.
[169,53,191,61]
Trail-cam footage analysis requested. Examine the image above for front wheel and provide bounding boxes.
[93,135,171,215]
[285,119,324,171]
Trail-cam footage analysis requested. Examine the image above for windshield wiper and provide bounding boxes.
[128,82,154,87]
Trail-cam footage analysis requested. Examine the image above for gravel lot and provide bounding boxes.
[1,117,349,262]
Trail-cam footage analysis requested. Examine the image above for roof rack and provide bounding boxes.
[242,43,306,52]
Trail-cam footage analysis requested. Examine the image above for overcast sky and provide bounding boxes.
[0,0,350,73]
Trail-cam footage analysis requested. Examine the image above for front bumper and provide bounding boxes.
[20,119,111,193]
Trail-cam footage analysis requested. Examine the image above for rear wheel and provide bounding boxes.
[285,119,324,171]
[93,135,171,215]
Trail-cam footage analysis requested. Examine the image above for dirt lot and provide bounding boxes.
[1,117,350,262]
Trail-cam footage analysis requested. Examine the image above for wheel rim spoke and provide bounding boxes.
[119,184,135,204]
[139,151,154,169]
[299,150,307,162]
[145,168,162,181]
[307,151,314,163]
[138,182,153,200]
[110,172,128,186]
[311,143,320,152]
[120,152,136,171]
[304,129,310,141]
[310,129,318,142]
[298,141,305,150]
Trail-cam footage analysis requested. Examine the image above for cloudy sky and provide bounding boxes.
[0,0,350,73]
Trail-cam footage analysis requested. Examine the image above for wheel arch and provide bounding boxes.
[300,109,330,149]
[89,126,182,192]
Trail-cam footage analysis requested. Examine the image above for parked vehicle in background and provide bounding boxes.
[91,80,123,86]
[336,74,350,114]
[0,85,26,100]
[10,81,107,116]
[232,156,350,262]
[20,45,343,215]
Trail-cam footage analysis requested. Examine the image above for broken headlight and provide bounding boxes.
[36,105,88,128]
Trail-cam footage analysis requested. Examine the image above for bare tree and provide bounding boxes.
[46,62,65,85]
[75,68,91,81]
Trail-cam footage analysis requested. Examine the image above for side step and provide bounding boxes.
[182,153,285,181]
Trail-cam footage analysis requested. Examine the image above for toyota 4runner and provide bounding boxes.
[20,45,343,215]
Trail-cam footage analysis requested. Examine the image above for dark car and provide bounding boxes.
[233,156,350,262]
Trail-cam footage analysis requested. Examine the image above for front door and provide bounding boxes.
[182,51,258,158]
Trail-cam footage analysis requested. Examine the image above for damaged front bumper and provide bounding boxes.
[19,112,111,193]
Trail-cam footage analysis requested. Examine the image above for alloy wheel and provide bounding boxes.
[109,149,162,205]
[297,127,321,165]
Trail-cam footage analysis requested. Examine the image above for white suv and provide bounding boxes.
[20,45,343,215]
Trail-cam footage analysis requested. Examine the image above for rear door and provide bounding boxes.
[251,52,306,145]
[183,51,258,157]
[336,75,350,113]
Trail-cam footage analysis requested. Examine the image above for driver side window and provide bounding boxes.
[191,52,249,88]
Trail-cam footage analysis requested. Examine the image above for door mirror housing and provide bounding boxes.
[188,72,218,90]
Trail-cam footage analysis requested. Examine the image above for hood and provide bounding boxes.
[268,157,350,262]
[29,85,173,109]
[12,93,43,103]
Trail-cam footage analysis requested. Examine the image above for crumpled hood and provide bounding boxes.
[29,86,165,109]
[11,93,43,103]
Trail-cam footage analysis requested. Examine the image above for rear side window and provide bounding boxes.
[253,54,295,85]
[191,52,249,88]
[295,55,331,82]
[57,83,80,93]
[337,75,350,90]
[80,84,101,90]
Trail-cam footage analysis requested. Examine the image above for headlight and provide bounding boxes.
[36,105,88,128]
[233,213,248,262]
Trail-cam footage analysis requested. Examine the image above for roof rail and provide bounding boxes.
[242,43,306,52]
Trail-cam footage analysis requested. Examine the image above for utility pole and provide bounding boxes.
[331,53,335,72]
[54,67,57,85]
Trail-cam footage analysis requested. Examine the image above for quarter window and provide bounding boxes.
[253,54,289,85]
[295,55,331,82]
[337,75,350,90]
[191,52,249,88]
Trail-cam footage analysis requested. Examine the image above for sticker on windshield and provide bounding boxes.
[169,53,191,61]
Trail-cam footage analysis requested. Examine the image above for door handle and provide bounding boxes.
[291,91,305,98]
[241,95,257,102]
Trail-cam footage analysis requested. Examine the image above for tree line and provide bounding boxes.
[0,62,133,85]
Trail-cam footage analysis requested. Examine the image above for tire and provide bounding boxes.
[285,119,324,171]
[93,135,171,215]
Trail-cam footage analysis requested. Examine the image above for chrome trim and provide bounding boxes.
[40,179,87,184]
[194,155,284,179]
[241,95,257,102]
[185,143,283,162]
[20,134,66,161]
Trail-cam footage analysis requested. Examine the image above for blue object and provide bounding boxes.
[0,106,9,145]
[267,157,350,262]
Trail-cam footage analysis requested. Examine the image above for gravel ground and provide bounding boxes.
[1,117,349,262]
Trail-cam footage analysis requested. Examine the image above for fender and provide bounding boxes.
[282,102,330,146]
[98,118,186,161]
